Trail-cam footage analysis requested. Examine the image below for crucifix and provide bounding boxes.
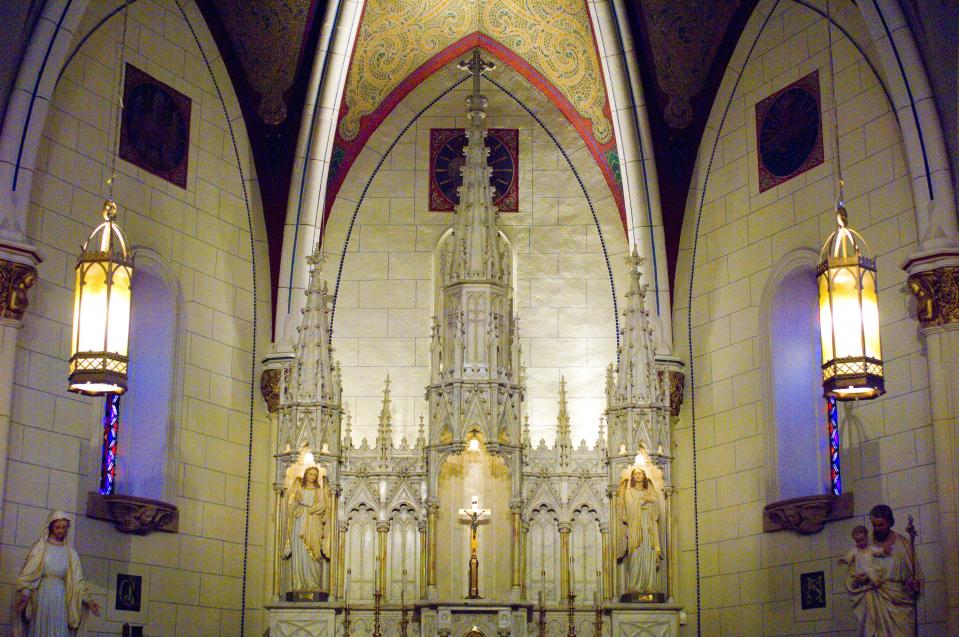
[457,48,496,106]
[458,494,491,598]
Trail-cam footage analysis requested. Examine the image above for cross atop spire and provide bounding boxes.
[458,49,496,124]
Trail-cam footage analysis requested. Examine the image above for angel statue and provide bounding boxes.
[616,466,663,598]
[283,466,334,593]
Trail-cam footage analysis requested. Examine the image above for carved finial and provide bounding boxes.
[556,375,572,468]
[343,406,353,450]
[626,244,645,273]
[416,414,426,448]
[376,375,393,463]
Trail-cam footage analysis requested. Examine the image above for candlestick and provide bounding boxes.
[570,556,575,596]
[402,568,407,607]
[344,568,351,603]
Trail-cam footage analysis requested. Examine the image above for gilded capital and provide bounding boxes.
[667,370,685,418]
[0,258,37,321]
[908,266,959,329]
[260,367,283,413]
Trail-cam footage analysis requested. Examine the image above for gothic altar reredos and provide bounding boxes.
[264,51,684,637]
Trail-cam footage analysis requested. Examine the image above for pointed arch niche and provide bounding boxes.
[435,443,512,599]
[119,249,184,502]
[760,249,852,533]
[86,248,184,534]
[763,249,826,500]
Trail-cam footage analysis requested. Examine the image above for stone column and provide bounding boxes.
[269,483,284,601]
[558,522,571,599]
[510,501,522,598]
[906,256,959,633]
[376,520,390,599]
[418,518,428,599]
[337,521,348,599]
[328,490,339,596]
[259,365,283,600]
[0,244,39,526]
[427,499,439,598]
[599,523,611,600]
[520,520,529,599]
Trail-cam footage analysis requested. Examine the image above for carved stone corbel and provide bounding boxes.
[0,257,37,321]
[86,492,179,534]
[667,370,685,418]
[260,367,283,414]
[762,492,853,534]
[907,266,959,330]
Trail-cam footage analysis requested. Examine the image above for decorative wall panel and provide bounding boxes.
[119,64,191,188]
[430,128,518,212]
[755,70,824,193]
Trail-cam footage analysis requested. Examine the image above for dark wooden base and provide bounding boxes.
[285,590,329,602]
[620,592,666,603]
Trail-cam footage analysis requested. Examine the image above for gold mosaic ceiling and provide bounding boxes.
[339,0,613,144]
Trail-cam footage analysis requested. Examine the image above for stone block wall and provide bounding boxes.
[671,1,943,635]
[1,1,271,635]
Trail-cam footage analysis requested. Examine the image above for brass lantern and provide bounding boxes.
[817,198,883,400]
[69,199,133,395]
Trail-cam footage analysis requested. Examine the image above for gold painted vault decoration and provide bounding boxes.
[340,0,613,145]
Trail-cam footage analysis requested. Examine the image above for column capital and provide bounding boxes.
[905,256,959,330]
[0,244,40,322]
[260,368,283,414]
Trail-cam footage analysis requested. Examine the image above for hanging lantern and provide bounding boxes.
[817,197,883,400]
[69,200,133,395]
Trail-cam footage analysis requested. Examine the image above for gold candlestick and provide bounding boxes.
[593,570,603,637]
[373,590,382,637]
[538,570,547,637]
[567,591,577,637]
[399,568,409,637]
[343,568,351,637]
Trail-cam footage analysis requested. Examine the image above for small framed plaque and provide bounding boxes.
[799,570,827,610]
[115,573,142,612]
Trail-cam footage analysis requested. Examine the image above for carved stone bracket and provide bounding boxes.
[908,266,959,329]
[666,370,685,418]
[86,492,179,534]
[763,492,854,535]
[0,257,37,321]
[261,367,283,413]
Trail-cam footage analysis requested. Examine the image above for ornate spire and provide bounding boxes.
[290,250,336,402]
[596,414,606,451]
[376,375,393,463]
[615,245,657,405]
[416,415,426,449]
[444,49,508,284]
[556,376,572,467]
[343,407,353,450]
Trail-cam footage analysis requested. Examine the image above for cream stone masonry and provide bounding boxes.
[0,1,270,635]
[673,1,943,635]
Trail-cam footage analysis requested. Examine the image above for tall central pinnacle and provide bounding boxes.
[444,49,505,283]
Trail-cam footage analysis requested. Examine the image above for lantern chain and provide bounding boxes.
[106,0,131,202]
[825,0,845,218]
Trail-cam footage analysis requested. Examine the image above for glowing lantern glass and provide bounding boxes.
[69,200,133,395]
[817,202,883,400]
